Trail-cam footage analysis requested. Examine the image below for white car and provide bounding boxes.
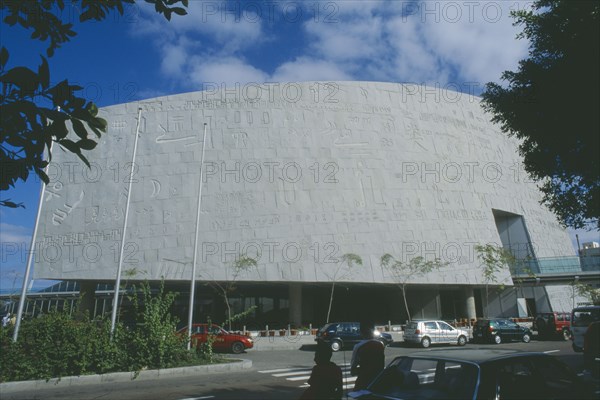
[403,320,469,348]
[571,305,600,352]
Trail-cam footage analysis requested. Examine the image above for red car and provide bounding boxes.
[178,323,253,354]
[534,312,571,340]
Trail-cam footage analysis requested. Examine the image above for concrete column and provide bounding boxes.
[464,287,477,320]
[78,280,96,320]
[288,283,302,326]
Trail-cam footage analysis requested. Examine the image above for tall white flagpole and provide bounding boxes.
[187,122,208,350]
[110,107,143,335]
[13,142,53,342]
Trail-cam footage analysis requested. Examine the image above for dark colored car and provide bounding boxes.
[472,318,532,344]
[583,321,600,375]
[534,312,571,340]
[315,322,393,352]
[348,348,596,399]
[177,323,253,354]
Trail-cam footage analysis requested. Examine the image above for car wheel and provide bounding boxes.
[457,335,467,346]
[522,333,531,343]
[421,337,431,348]
[331,340,342,352]
[494,335,502,344]
[231,341,245,354]
[377,339,388,347]
[562,329,571,341]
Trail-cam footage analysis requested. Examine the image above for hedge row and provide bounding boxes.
[0,282,209,382]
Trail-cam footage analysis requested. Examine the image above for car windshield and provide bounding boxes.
[572,308,600,327]
[368,356,478,399]
[438,321,454,330]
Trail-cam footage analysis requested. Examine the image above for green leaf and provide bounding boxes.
[0,199,25,208]
[85,102,99,117]
[77,139,97,150]
[4,14,18,26]
[37,169,50,185]
[58,139,80,154]
[0,47,8,69]
[51,119,69,139]
[71,118,88,140]
[171,7,187,16]
[0,66,38,89]
[76,153,91,168]
[38,57,50,89]
[88,117,108,132]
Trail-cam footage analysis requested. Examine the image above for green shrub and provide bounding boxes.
[122,280,189,371]
[0,281,203,383]
[0,312,118,381]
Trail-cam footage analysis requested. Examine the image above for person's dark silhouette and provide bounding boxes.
[299,342,343,399]
[350,321,385,391]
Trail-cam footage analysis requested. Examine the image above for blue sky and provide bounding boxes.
[1,1,598,292]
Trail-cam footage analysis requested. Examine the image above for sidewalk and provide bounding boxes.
[0,359,252,393]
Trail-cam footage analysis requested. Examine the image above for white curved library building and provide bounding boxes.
[28,81,586,327]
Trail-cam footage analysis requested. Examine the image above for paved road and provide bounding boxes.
[1,338,585,400]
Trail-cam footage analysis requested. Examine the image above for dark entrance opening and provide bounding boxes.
[492,209,538,272]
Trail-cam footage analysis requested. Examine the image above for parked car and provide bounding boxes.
[571,305,600,352]
[348,348,595,399]
[583,321,600,375]
[534,311,571,340]
[314,322,393,352]
[472,318,532,344]
[403,320,469,348]
[177,323,253,354]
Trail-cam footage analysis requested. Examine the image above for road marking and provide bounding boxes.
[274,370,313,377]
[301,376,357,390]
[287,375,312,381]
[261,364,357,391]
[259,367,307,374]
[543,350,560,354]
[179,397,215,400]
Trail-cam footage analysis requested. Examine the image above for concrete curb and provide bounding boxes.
[0,359,252,393]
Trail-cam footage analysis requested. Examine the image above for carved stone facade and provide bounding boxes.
[32,82,575,322]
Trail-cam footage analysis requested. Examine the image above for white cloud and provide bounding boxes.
[301,1,528,86]
[0,223,31,245]
[384,16,446,83]
[134,0,529,94]
[416,2,529,85]
[188,57,269,87]
[271,57,353,82]
[159,37,195,76]
[305,16,384,62]
[136,0,263,50]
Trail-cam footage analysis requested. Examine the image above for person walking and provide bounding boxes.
[299,342,343,399]
[350,321,385,391]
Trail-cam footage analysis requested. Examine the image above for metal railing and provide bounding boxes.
[511,255,600,276]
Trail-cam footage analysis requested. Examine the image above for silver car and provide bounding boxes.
[403,320,468,348]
